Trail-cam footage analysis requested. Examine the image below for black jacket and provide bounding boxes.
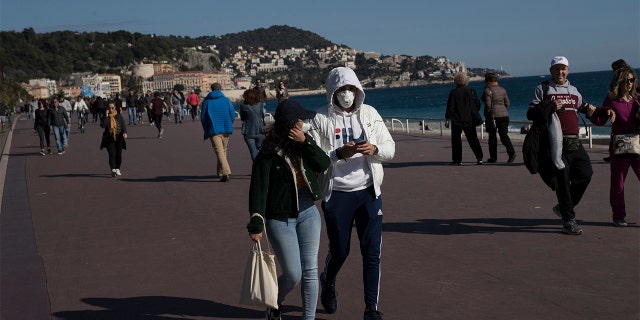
[100,113,127,150]
[49,106,69,127]
[248,134,329,233]
[445,86,483,128]
[34,108,50,129]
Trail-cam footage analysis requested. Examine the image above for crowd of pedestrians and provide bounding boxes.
[17,56,638,320]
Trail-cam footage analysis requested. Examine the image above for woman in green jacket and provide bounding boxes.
[247,99,330,320]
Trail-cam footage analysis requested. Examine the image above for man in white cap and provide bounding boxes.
[527,56,597,235]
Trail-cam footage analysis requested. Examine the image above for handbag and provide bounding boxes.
[613,133,640,156]
[239,214,278,309]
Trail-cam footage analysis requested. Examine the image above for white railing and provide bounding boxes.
[385,117,604,149]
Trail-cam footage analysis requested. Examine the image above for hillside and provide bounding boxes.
[194,25,336,59]
[0,25,339,82]
[0,25,508,106]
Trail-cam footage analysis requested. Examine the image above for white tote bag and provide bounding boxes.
[239,215,278,309]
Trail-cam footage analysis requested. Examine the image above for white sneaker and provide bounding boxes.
[111,169,117,177]
[115,169,122,176]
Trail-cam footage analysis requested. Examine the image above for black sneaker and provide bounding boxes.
[266,306,281,320]
[613,219,628,227]
[552,205,562,218]
[364,309,384,320]
[562,219,583,235]
[486,158,497,163]
[507,153,517,163]
[448,162,462,166]
[320,272,337,314]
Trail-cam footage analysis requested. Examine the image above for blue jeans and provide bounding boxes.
[52,125,67,152]
[243,134,265,161]
[266,189,321,319]
[128,107,137,125]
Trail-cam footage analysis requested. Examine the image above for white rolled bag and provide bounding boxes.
[239,213,278,309]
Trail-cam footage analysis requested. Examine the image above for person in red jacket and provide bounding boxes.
[187,89,200,122]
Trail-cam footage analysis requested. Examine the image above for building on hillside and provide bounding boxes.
[100,74,122,95]
[153,73,175,93]
[26,84,51,99]
[81,74,121,98]
[131,64,155,80]
[173,71,203,92]
[256,60,288,73]
[453,61,467,74]
[143,71,233,94]
[28,79,57,98]
[363,52,381,61]
[69,72,93,86]
[154,63,173,74]
[343,61,356,69]
[234,77,252,90]
[58,86,82,98]
[201,72,234,91]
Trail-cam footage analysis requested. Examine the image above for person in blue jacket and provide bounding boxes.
[200,83,236,182]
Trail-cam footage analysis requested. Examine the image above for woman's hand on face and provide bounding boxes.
[288,126,306,143]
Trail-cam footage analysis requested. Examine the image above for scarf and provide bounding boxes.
[108,113,118,140]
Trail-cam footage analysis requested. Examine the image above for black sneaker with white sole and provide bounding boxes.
[562,219,583,235]
[613,219,628,227]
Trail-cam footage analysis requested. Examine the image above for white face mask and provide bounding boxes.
[301,122,312,133]
[336,90,355,108]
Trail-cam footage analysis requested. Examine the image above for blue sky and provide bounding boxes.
[1,0,638,77]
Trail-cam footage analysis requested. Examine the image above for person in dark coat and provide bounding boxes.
[34,99,51,155]
[100,101,128,177]
[445,72,484,165]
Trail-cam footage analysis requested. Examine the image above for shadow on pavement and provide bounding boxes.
[382,218,620,235]
[51,296,264,320]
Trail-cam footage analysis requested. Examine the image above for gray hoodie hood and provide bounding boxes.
[324,67,365,114]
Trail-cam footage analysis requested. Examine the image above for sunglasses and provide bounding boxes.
[626,78,635,84]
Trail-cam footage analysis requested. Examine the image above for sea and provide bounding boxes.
[262,69,638,137]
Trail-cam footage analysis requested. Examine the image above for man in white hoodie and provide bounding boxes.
[310,67,395,320]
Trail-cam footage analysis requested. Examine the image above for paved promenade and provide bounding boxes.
[1,114,638,320]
